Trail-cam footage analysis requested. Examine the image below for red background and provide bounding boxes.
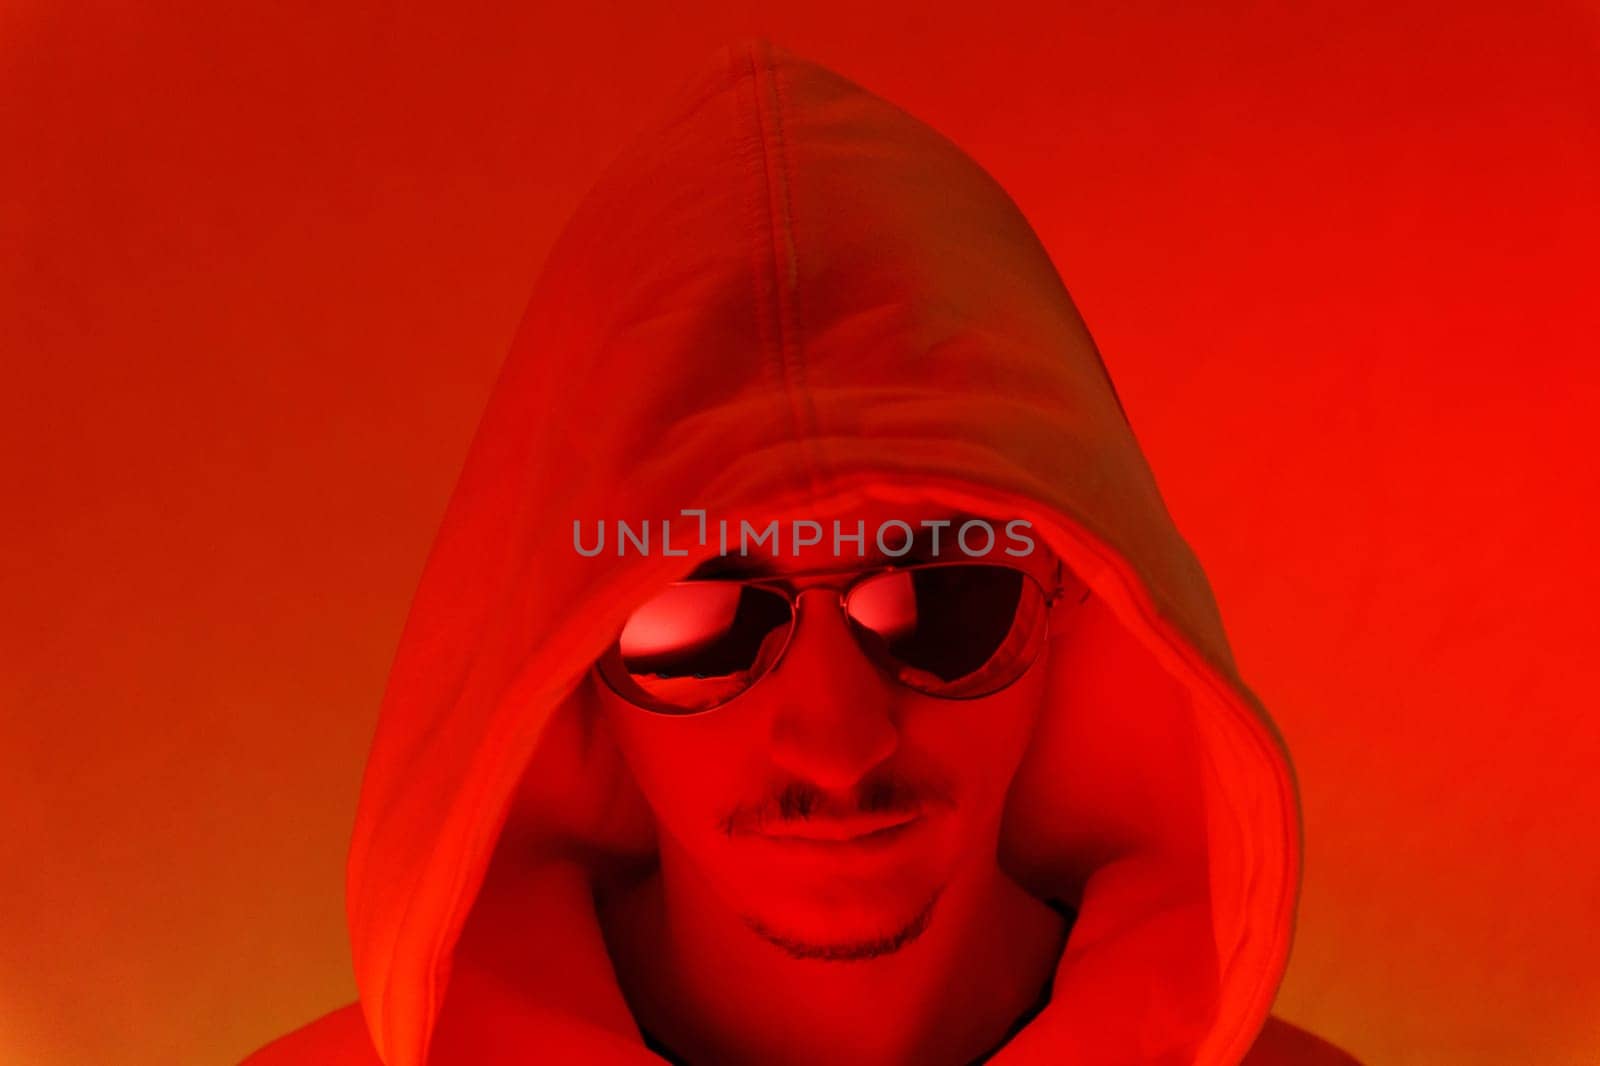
[3,3,1595,1063]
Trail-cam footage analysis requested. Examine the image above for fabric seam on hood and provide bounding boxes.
[742,41,827,503]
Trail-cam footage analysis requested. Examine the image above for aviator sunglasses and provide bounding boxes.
[596,556,1091,716]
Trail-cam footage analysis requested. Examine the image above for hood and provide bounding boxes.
[344,37,1302,1066]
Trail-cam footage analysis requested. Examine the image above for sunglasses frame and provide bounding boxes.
[595,555,1091,716]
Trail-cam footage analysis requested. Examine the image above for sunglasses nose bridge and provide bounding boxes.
[762,586,883,686]
[789,584,858,642]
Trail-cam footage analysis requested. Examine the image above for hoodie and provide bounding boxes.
[243,37,1360,1066]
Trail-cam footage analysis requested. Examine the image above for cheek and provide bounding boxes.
[602,699,758,840]
[907,673,1046,814]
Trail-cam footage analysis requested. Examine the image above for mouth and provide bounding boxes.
[754,811,926,852]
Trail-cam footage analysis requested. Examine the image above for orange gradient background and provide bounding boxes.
[3,4,1596,1064]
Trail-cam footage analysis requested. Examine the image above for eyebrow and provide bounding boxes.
[685,514,976,581]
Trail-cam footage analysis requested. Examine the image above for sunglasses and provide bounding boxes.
[595,557,1090,716]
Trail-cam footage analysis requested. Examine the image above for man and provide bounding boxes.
[246,37,1359,1065]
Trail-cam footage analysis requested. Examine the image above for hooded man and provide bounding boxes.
[244,37,1360,1066]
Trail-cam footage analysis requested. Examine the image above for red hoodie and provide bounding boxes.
[243,37,1360,1066]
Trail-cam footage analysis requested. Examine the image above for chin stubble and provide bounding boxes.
[739,888,943,962]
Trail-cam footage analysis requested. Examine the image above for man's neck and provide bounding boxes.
[598,842,1068,1066]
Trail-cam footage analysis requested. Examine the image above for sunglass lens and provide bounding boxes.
[600,583,792,713]
[846,565,1047,697]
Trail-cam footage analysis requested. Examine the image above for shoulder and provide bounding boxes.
[239,1002,382,1065]
[1242,1015,1364,1066]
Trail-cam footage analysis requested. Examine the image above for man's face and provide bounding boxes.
[593,502,1053,959]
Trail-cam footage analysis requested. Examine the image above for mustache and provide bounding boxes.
[718,772,956,837]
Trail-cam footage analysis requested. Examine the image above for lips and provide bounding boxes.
[755,810,924,847]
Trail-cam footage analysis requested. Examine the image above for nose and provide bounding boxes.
[766,587,901,790]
